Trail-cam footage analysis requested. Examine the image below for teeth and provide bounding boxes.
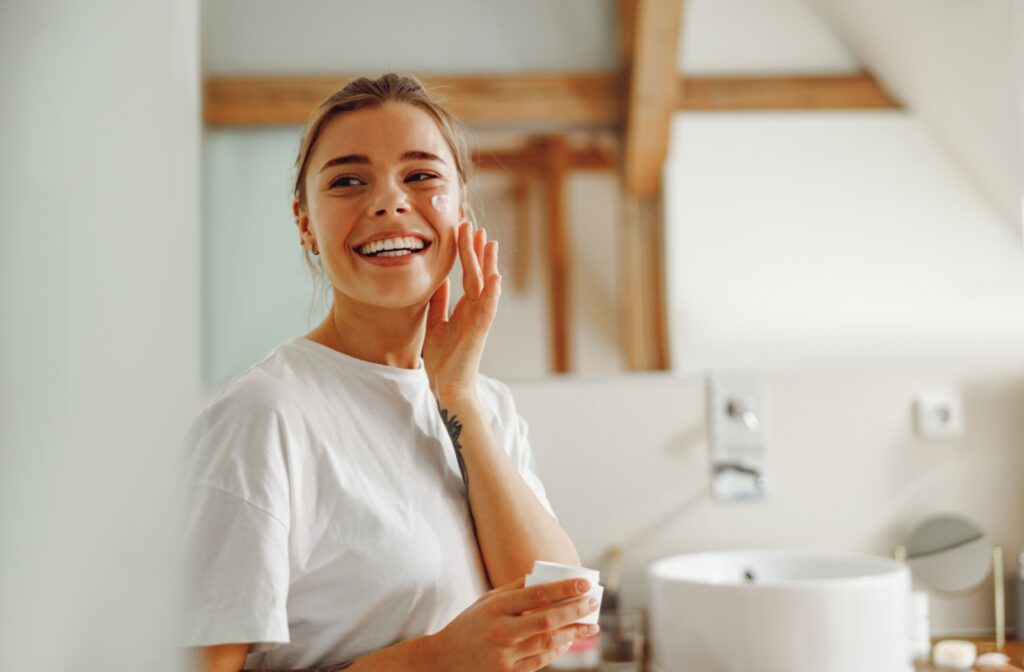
[358,236,427,256]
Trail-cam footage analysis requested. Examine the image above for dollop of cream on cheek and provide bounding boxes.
[430,194,452,214]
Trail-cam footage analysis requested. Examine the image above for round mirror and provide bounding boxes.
[905,514,991,592]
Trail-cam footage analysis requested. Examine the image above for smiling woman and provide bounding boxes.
[179,74,592,672]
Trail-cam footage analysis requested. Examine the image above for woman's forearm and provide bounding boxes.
[437,394,580,587]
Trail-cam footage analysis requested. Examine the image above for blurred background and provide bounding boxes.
[2,0,1023,670]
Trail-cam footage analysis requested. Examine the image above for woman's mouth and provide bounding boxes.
[354,235,432,264]
[355,236,432,258]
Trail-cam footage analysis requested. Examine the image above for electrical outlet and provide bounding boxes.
[914,390,964,438]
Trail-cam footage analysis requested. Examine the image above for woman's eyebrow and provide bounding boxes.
[401,150,444,163]
[318,151,443,173]
[319,154,369,173]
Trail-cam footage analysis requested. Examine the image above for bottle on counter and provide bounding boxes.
[908,591,931,664]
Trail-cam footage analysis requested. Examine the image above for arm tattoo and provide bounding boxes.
[438,402,482,545]
[438,404,469,489]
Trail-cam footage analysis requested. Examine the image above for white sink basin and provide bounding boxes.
[648,550,911,672]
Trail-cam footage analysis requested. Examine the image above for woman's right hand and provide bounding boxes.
[426,575,601,672]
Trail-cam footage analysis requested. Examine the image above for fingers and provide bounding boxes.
[459,220,500,303]
[458,221,484,299]
[482,240,501,311]
[498,578,592,616]
[519,595,599,637]
[474,224,486,261]
[483,233,498,277]
[425,278,450,329]
[514,622,600,660]
[512,622,598,672]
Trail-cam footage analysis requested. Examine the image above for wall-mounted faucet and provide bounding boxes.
[707,374,767,502]
[713,460,764,485]
[726,397,761,432]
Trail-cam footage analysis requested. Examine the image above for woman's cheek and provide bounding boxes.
[440,237,458,275]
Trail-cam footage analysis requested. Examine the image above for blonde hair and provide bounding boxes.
[293,73,474,322]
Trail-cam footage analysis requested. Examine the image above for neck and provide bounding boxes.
[310,292,428,370]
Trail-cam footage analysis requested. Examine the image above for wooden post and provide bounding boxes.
[646,194,670,370]
[621,195,646,370]
[544,136,571,373]
[512,171,532,293]
[621,194,669,370]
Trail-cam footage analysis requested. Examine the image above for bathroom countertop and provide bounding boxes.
[628,638,1024,671]
[630,639,1024,671]
[914,638,1024,670]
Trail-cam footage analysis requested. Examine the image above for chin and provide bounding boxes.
[362,284,435,310]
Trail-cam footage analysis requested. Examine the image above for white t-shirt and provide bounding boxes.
[178,336,557,670]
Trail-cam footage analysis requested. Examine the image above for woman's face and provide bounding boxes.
[297,102,462,310]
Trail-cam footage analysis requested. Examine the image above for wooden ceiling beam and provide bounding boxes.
[204,73,899,126]
[203,74,622,127]
[472,144,614,172]
[622,0,685,198]
[679,75,899,110]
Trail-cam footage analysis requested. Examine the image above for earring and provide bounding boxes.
[312,243,319,256]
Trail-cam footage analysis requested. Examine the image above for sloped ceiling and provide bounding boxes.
[801,0,1024,241]
[680,0,860,75]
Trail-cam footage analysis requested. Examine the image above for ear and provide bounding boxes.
[293,198,313,245]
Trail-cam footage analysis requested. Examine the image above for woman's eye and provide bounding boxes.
[330,176,363,188]
[406,172,439,183]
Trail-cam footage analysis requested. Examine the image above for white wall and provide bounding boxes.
[509,370,1024,636]
[202,0,620,76]
[0,1,201,670]
[664,110,1024,372]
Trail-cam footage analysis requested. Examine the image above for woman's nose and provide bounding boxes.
[368,182,411,217]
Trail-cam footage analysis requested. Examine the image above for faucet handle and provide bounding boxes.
[726,398,760,432]
[712,460,766,501]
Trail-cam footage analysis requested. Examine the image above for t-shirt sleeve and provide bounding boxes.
[176,390,292,652]
[179,485,290,651]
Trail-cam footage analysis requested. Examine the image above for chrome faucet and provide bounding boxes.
[712,461,765,497]
[707,374,767,502]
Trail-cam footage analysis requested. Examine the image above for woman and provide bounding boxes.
[180,73,598,672]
